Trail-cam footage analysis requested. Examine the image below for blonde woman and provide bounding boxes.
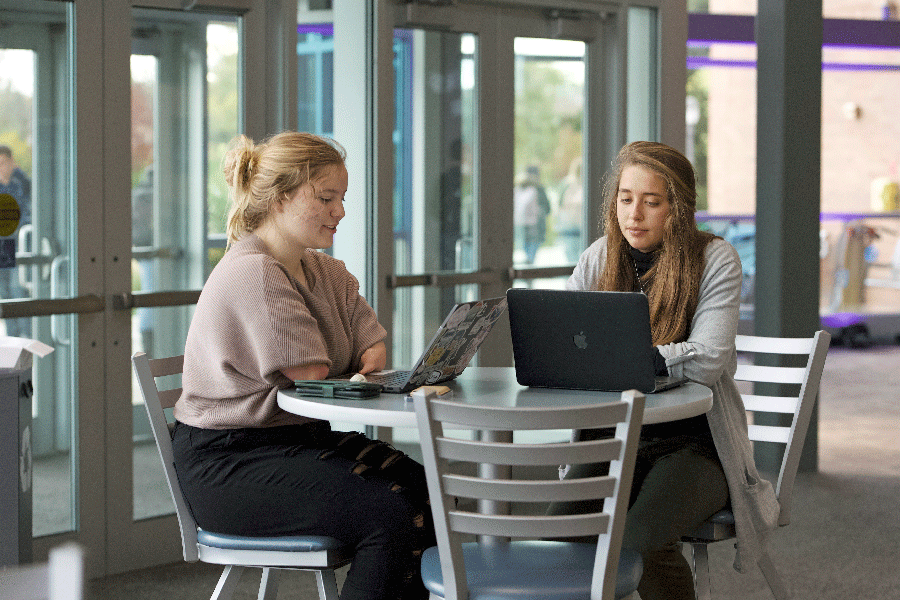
[172,132,435,600]
[550,141,779,600]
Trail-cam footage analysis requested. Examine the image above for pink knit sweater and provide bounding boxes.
[174,234,386,429]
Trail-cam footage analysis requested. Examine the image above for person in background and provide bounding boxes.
[556,156,584,264]
[0,144,32,338]
[549,141,778,600]
[513,165,550,264]
[172,131,435,600]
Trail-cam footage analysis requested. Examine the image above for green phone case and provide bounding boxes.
[293,380,383,399]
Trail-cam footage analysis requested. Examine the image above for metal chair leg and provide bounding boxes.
[690,542,712,600]
[315,569,340,600]
[210,565,244,600]
[257,568,280,600]
[757,552,792,600]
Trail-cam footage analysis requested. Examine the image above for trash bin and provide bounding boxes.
[0,336,53,567]
[0,366,34,566]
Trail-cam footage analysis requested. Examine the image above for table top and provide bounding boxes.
[277,367,713,429]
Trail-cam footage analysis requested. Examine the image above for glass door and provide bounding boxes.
[0,0,285,577]
[0,0,79,545]
[109,2,254,575]
[378,2,617,368]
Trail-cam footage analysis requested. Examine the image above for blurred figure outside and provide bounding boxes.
[513,165,550,264]
[0,144,32,338]
[557,156,584,264]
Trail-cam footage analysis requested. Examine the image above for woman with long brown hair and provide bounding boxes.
[551,141,778,600]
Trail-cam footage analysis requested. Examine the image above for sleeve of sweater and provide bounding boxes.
[566,237,607,291]
[341,268,388,370]
[656,239,743,387]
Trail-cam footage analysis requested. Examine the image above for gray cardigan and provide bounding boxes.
[568,236,779,573]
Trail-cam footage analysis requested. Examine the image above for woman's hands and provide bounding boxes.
[358,341,387,374]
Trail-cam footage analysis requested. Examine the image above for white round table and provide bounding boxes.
[277,367,713,428]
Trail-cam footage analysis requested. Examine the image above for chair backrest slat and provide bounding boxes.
[442,474,616,504]
[131,352,199,562]
[747,424,791,444]
[436,436,623,466]
[735,334,814,354]
[149,354,184,378]
[157,388,183,411]
[742,394,799,414]
[448,511,609,540]
[734,364,806,385]
[428,399,630,431]
[415,389,645,600]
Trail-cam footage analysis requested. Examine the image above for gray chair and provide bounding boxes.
[413,388,646,600]
[681,330,831,600]
[0,543,84,600]
[132,352,353,600]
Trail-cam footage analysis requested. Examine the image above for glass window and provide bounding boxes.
[687,10,900,321]
[392,29,478,366]
[130,10,239,520]
[297,24,335,136]
[513,37,586,275]
[626,7,659,143]
[0,0,76,537]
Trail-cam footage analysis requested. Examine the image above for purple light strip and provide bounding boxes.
[696,212,900,222]
[298,23,334,36]
[688,13,900,49]
[687,56,900,71]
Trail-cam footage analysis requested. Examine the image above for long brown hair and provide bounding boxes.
[222,131,346,245]
[597,141,717,346]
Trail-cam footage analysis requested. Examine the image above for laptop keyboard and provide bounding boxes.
[367,370,412,387]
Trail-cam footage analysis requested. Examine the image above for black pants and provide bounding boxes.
[548,435,729,600]
[172,421,435,600]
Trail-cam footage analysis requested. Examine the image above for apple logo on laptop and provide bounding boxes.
[573,331,588,349]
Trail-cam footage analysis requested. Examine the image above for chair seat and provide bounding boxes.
[197,530,347,553]
[707,509,734,525]
[421,540,642,600]
[682,509,736,542]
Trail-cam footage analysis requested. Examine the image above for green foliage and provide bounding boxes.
[514,61,583,185]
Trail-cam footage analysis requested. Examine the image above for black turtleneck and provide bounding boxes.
[628,245,657,280]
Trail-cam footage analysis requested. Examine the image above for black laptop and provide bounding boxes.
[506,288,687,394]
[347,296,508,393]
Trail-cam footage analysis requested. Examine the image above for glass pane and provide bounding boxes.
[626,7,659,143]
[513,37,585,268]
[692,0,756,15]
[392,29,477,364]
[689,25,900,327]
[297,25,334,137]
[690,41,757,215]
[820,44,900,317]
[0,0,76,536]
[131,10,239,520]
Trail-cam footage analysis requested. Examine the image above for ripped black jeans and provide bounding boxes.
[172,421,435,600]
